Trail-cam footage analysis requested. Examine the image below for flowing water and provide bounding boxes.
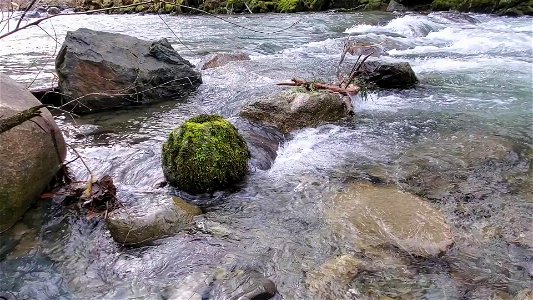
[0,11,532,300]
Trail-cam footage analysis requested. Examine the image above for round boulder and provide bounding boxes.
[0,74,66,233]
[162,115,250,194]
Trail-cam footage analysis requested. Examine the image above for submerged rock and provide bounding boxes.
[46,6,61,14]
[360,61,418,89]
[327,183,454,257]
[240,91,351,134]
[107,196,201,246]
[206,268,278,300]
[55,28,201,114]
[0,74,66,233]
[201,52,251,70]
[162,115,250,194]
[306,254,362,299]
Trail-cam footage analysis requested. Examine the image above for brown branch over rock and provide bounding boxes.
[277,78,360,97]
[0,104,45,134]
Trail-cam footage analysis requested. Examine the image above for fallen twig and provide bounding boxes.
[0,104,45,134]
[277,78,360,97]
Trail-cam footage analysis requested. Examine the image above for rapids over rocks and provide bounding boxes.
[0,11,531,299]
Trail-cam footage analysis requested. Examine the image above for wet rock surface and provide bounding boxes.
[205,268,278,300]
[306,254,362,299]
[240,91,351,134]
[0,74,66,233]
[55,28,201,114]
[107,195,202,246]
[233,118,285,171]
[327,183,454,257]
[360,61,418,89]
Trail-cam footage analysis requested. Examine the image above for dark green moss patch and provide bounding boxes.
[162,115,250,194]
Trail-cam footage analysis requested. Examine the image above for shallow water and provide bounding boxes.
[0,11,532,299]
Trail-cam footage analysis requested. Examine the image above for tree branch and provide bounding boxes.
[277,78,360,96]
[0,104,45,134]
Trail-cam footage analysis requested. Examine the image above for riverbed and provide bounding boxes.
[0,11,532,299]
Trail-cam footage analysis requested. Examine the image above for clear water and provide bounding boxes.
[0,11,532,299]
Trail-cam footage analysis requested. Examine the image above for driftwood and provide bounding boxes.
[277,78,360,96]
[0,104,45,134]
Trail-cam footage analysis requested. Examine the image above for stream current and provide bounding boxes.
[0,11,532,300]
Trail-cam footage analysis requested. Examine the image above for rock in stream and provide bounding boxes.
[55,28,201,114]
[327,183,454,257]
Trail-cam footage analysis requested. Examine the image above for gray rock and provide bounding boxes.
[201,52,251,70]
[46,6,61,15]
[55,28,201,114]
[107,196,202,246]
[233,118,285,171]
[387,0,408,11]
[360,61,418,89]
[327,183,454,257]
[240,92,351,134]
[0,74,66,233]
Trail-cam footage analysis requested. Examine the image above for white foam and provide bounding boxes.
[345,15,444,38]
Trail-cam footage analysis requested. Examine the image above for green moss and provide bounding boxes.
[227,0,246,10]
[364,0,383,9]
[431,0,463,10]
[302,0,327,10]
[277,0,302,12]
[162,115,250,194]
[163,3,176,12]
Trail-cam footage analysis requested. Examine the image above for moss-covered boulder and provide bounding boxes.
[162,115,250,194]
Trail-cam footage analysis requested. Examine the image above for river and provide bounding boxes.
[0,11,532,299]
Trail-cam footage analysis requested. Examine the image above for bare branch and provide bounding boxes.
[0,104,45,134]
[15,0,39,30]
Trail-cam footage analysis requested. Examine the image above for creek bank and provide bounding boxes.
[66,0,532,16]
[55,28,201,114]
[107,195,202,246]
[162,115,250,194]
[0,74,67,233]
[327,182,454,257]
